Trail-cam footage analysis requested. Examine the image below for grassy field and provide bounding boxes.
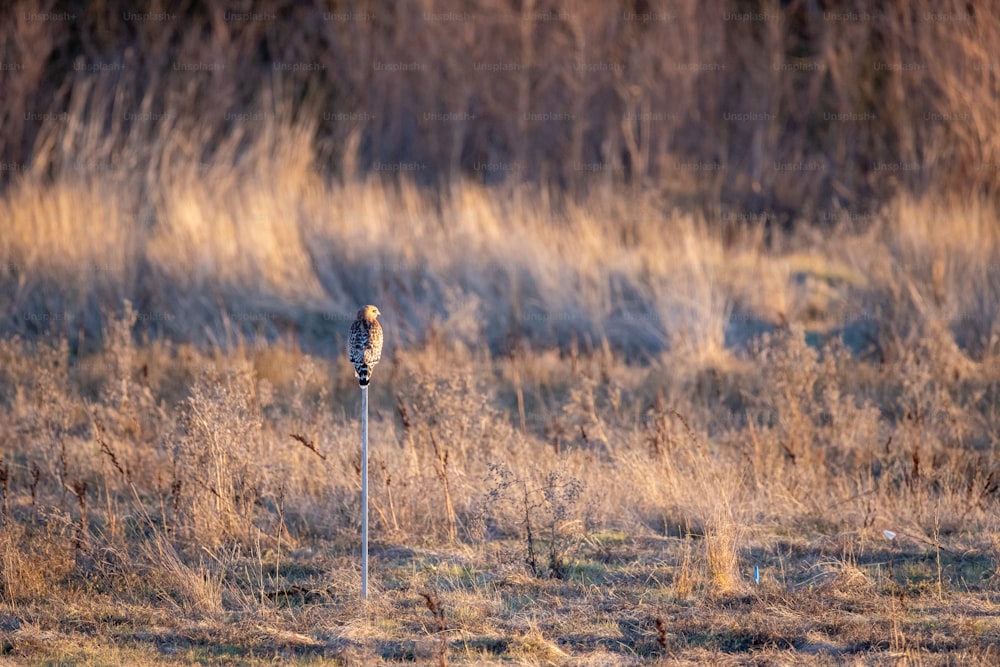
[3,1,1000,664]
[2,175,1000,664]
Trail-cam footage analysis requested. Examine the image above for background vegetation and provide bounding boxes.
[1,0,1000,664]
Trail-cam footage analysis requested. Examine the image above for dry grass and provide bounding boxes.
[3,126,1000,661]
[3,0,1000,215]
[3,1,1000,664]
[1,187,1000,662]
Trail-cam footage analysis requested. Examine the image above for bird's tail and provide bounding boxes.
[357,365,371,386]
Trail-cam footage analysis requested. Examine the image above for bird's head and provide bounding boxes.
[358,304,381,322]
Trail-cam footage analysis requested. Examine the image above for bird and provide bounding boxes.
[349,305,383,386]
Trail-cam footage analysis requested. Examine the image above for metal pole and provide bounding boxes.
[361,384,369,600]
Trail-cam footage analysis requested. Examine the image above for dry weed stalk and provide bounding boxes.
[0,458,8,523]
[654,616,668,650]
[69,479,88,554]
[377,456,400,532]
[28,464,40,513]
[289,432,326,461]
[429,433,457,543]
[421,589,448,667]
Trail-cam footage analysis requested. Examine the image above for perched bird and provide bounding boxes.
[349,305,383,386]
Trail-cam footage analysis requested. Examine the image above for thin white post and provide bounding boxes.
[361,384,369,600]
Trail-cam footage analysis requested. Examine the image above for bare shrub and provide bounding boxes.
[484,463,583,579]
[172,362,269,549]
[395,361,518,540]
